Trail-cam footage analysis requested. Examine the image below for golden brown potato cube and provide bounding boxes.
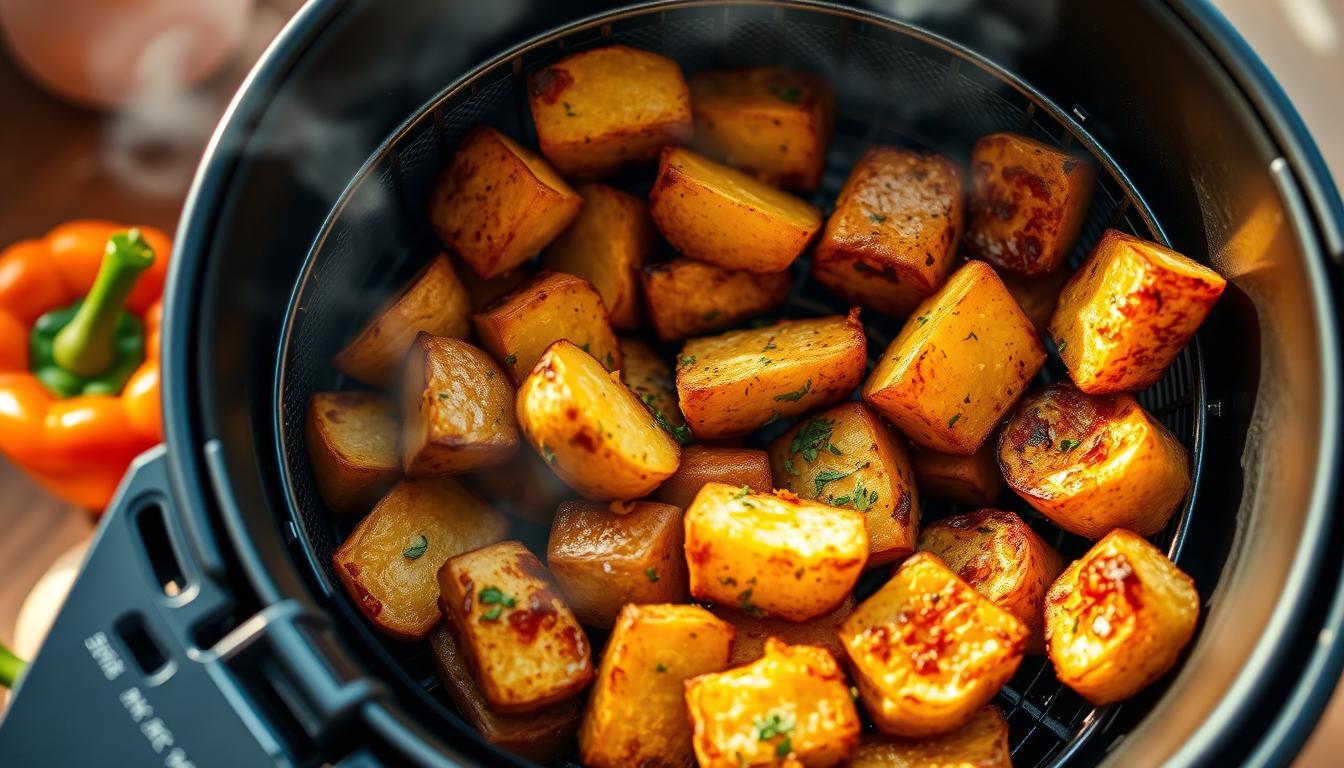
[998,384,1190,539]
[429,126,581,279]
[678,310,867,440]
[849,706,1011,768]
[427,626,580,763]
[839,552,1027,738]
[1000,265,1071,335]
[455,257,533,311]
[710,597,854,666]
[305,392,399,515]
[689,67,835,191]
[910,445,1004,508]
[618,336,688,443]
[543,184,652,330]
[401,334,517,477]
[332,254,472,387]
[965,132,1095,275]
[768,402,920,568]
[1045,529,1199,705]
[1050,229,1227,394]
[473,270,622,384]
[517,340,680,500]
[528,45,692,179]
[813,147,964,318]
[863,261,1046,454]
[918,509,1064,654]
[685,482,867,621]
[653,444,772,509]
[579,604,734,768]
[466,447,570,526]
[650,147,822,273]
[685,638,860,767]
[439,541,593,713]
[640,258,791,342]
[333,478,508,640]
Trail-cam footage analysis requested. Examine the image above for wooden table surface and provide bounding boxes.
[0,0,1340,763]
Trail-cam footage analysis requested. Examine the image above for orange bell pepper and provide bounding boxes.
[0,221,170,510]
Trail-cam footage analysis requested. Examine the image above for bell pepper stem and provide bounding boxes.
[0,641,25,689]
[52,229,155,377]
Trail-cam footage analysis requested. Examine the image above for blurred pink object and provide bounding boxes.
[0,0,254,109]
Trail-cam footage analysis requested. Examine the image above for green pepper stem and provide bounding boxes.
[52,229,155,377]
[0,641,25,689]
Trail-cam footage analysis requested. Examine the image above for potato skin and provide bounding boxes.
[710,597,854,666]
[910,445,1003,507]
[849,706,1011,768]
[579,604,734,768]
[401,334,517,476]
[640,258,791,342]
[1050,229,1226,394]
[998,384,1190,538]
[654,444,772,510]
[333,478,508,640]
[813,147,964,318]
[305,392,399,515]
[917,509,1064,654]
[684,482,868,622]
[1045,529,1199,705]
[428,126,582,279]
[543,183,652,330]
[332,254,471,386]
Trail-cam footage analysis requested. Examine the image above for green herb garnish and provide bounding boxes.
[763,340,777,352]
[813,462,869,497]
[655,662,668,673]
[479,587,516,608]
[402,535,428,559]
[774,379,812,402]
[916,314,931,327]
[783,458,799,477]
[732,485,751,500]
[480,607,502,622]
[947,413,961,428]
[646,567,660,583]
[1059,438,1081,452]
[790,418,835,462]
[680,354,696,367]
[753,709,797,755]
[504,352,517,366]
[542,445,557,464]
[868,212,888,224]
[739,588,764,616]
[769,85,802,103]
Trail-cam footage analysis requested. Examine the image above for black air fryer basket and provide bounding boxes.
[1,2,1340,767]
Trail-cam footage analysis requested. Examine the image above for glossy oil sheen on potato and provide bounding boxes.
[911,444,1004,507]
[653,444,771,509]
[305,391,399,515]
[710,596,854,666]
[849,706,1011,768]
[640,257,791,342]
[401,334,517,477]
[543,183,652,330]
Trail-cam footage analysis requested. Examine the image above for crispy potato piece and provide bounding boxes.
[579,604,734,768]
[678,310,867,440]
[918,509,1064,654]
[332,254,471,386]
[965,132,1094,275]
[685,638,860,767]
[455,257,532,311]
[333,478,507,640]
[640,258,791,342]
[543,184,652,330]
[910,445,1004,508]
[618,336,687,441]
[466,447,570,526]
[849,706,1011,768]
[998,384,1190,538]
[517,340,680,500]
[689,67,834,190]
[1050,229,1227,394]
[1045,529,1199,705]
[474,271,622,384]
[1000,265,1070,335]
[650,147,822,273]
[685,482,867,621]
[401,334,517,476]
[439,541,593,713]
[305,392,399,515]
[769,402,920,568]
[654,444,772,509]
[711,597,854,666]
[528,45,692,179]
[839,552,1027,738]
[813,147,964,318]
[427,626,580,763]
[863,261,1046,454]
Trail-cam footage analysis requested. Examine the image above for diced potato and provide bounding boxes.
[429,126,582,279]
[579,604,734,768]
[528,45,692,179]
[543,184,652,330]
[998,384,1190,538]
[547,500,688,628]
[649,147,822,273]
[768,402,920,568]
[685,482,867,621]
[689,67,835,191]
[473,270,621,384]
[839,552,1027,738]
[710,597,854,666]
[1049,229,1227,394]
[305,392,399,515]
[910,445,1003,508]
[401,334,517,477]
[332,254,471,386]
[685,638,860,767]
[1000,265,1070,335]
[863,261,1046,454]
[653,444,772,509]
[849,706,1011,768]
[965,132,1094,275]
[678,310,867,440]
[333,478,508,640]
[466,447,570,526]
[813,147,964,318]
[1044,529,1199,705]
[438,540,593,713]
[618,336,688,442]
[640,257,791,342]
[454,257,532,311]
[917,509,1064,654]
[517,340,680,500]
[427,626,580,763]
